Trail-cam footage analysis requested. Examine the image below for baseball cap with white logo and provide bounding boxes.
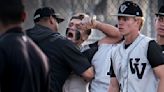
[113,1,143,17]
[33,7,64,23]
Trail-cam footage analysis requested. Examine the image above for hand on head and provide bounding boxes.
[79,15,97,31]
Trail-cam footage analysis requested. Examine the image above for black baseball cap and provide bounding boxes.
[155,5,164,16]
[34,7,64,23]
[113,1,143,17]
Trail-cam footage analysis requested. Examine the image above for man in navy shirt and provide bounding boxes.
[26,7,94,92]
[0,0,50,92]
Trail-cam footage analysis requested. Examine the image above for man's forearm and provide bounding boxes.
[95,21,120,38]
[108,77,119,92]
[157,78,164,92]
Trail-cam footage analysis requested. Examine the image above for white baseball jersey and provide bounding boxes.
[90,44,114,92]
[111,34,158,92]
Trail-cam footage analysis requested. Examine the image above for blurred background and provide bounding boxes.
[23,0,164,43]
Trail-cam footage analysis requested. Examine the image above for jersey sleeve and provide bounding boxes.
[62,41,91,75]
[82,41,98,62]
[147,40,164,68]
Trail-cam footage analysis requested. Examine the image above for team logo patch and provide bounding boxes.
[120,4,128,13]
[136,12,140,15]
[34,14,40,19]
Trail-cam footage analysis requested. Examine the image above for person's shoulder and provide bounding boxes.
[110,42,123,56]
[113,41,123,48]
[141,34,153,42]
[51,33,66,41]
[0,32,20,45]
[50,33,75,46]
[148,40,160,48]
[140,35,157,48]
[81,41,98,52]
[0,32,26,52]
[88,41,98,47]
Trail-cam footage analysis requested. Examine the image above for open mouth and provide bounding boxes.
[66,28,81,41]
[67,32,74,38]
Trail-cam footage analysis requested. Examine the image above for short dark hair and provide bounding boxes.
[0,0,24,25]
[70,13,91,36]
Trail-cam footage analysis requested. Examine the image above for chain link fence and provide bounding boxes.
[24,0,164,43]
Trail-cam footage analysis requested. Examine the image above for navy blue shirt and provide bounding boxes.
[0,27,49,92]
[26,24,91,92]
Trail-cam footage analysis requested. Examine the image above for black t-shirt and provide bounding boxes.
[26,26,91,92]
[0,27,49,92]
[110,40,164,77]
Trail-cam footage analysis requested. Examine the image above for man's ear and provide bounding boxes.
[49,16,55,24]
[136,18,142,26]
[21,11,26,22]
[154,18,157,22]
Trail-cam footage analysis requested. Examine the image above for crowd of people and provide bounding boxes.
[0,0,164,92]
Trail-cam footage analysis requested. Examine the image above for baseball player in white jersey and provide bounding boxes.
[79,13,122,92]
[89,44,116,92]
[63,13,121,92]
[109,1,164,92]
[80,15,122,92]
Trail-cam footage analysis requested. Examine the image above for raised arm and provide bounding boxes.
[79,16,122,44]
